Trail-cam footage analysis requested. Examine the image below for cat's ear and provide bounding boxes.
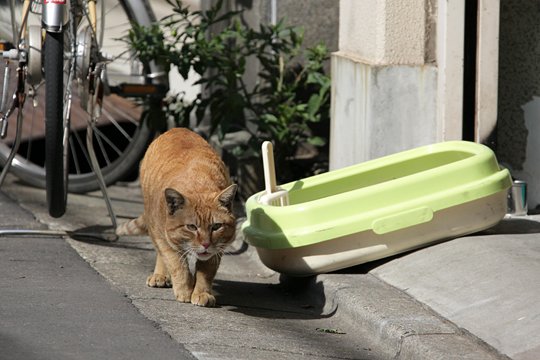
[164,188,185,215]
[216,184,237,211]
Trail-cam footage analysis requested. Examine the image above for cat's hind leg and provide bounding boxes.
[147,251,171,288]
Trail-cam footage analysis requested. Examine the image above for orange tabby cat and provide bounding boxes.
[116,128,237,307]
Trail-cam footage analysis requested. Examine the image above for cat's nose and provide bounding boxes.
[201,242,211,249]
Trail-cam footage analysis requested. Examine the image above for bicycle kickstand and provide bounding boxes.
[85,120,118,230]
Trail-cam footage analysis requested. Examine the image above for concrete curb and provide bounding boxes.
[309,273,511,359]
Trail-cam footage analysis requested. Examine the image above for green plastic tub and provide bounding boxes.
[242,141,512,275]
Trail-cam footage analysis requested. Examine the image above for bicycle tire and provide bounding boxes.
[44,31,68,218]
[0,0,165,195]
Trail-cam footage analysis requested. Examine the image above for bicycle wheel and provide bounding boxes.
[44,30,69,217]
[0,0,166,196]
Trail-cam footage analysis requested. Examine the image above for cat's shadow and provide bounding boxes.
[70,225,330,319]
[213,276,334,320]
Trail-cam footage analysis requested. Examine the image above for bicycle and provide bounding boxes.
[0,0,168,218]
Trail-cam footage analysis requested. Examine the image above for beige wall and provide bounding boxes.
[339,0,431,65]
[330,0,440,169]
[331,0,500,171]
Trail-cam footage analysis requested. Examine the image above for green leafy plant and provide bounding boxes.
[124,0,330,182]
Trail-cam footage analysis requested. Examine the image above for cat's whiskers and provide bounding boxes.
[216,243,232,255]
[176,248,193,268]
[215,246,226,255]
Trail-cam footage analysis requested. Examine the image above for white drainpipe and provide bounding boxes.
[270,0,277,25]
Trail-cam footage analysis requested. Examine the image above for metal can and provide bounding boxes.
[507,180,527,216]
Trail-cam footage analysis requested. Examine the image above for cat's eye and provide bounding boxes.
[211,223,223,231]
[186,224,198,231]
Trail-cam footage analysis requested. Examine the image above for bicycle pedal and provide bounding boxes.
[1,49,18,60]
[0,42,15,52]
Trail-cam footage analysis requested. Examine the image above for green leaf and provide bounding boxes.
[307,94,321,117]
[308,136,326,147]
[123,0,330,182]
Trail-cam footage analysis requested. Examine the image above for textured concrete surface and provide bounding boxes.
[0,173,517,359]
[372,233,540,360]
[329,55,438,169]
[0,176,387,359]
[0,193,194,360]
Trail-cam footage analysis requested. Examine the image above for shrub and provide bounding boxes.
[124,0,330,182]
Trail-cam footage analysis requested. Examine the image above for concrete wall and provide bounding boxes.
[497,0,540,209]
[330,57,437,168]
[229,0,339,92]
[275,1,339,54]
[330,0,439,170]
[338,0,430,65]
[206,0,339,52]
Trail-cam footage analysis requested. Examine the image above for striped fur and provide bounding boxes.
[115,215,147,236]
[115,128,237,307]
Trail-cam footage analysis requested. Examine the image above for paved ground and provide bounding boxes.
[0,192,194,360]
[0,176,388,360]
[0,173,538,359]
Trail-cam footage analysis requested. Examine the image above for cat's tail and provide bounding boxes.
[115,215,148,236]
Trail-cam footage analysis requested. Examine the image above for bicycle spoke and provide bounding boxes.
[72,127,92,172]
[0,0,159,193]
[101,107,134,140]
[69,134,82,175]
[93,125,124,157]
[92,124,112,166]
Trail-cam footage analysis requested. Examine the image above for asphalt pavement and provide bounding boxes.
[0,173,538,359]
[0,191,194,360]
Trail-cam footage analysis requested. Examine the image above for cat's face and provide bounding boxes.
[164,185,237,261]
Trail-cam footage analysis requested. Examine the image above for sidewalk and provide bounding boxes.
[1,174,538,359]
[371,224,540,360]
[314,221,540,359]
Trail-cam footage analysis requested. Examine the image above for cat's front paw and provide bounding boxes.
[174,288,193,303]
[191,291,216,307]
[146,273,171,288]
